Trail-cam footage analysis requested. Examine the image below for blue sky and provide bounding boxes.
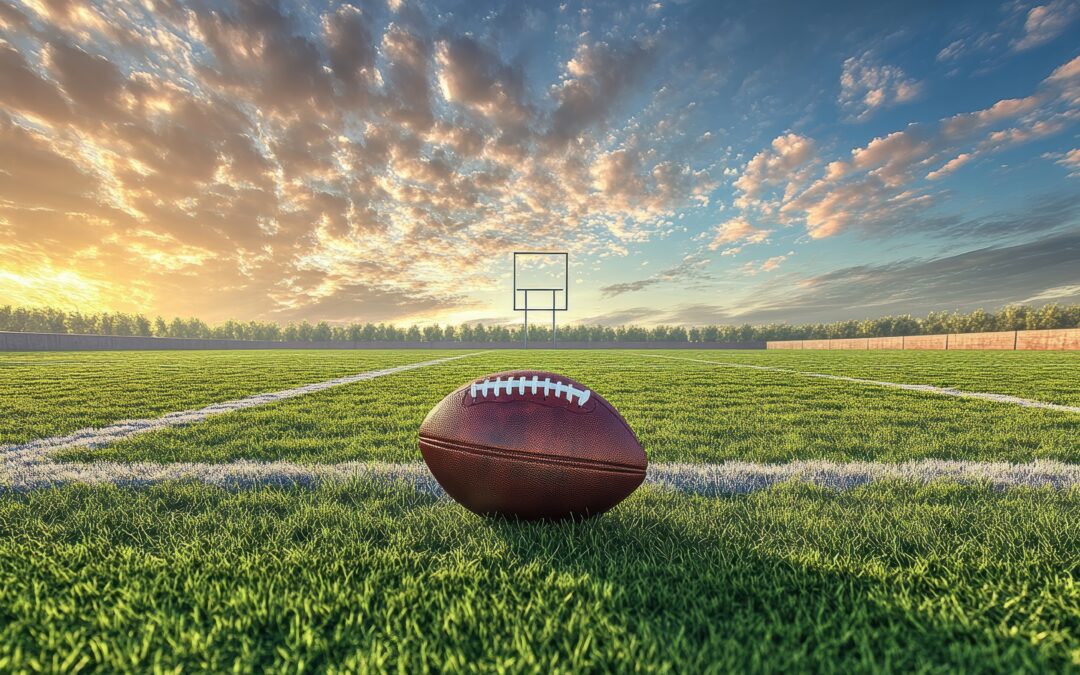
[0,0,1077,326]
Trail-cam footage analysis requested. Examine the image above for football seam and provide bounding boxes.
[419,434,647,476]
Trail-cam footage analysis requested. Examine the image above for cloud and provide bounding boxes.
[1012,0,1078,51]
[0,2,712,323]
[722,232,1080,323]
[731,54,1080,240]
[759,254,789,272]
[936,39,967,63]
[1022,283,1080,303]
[574,306,657,326]
[706,217,770,254]
[838,52,922,121]
[926,153,972,180]
[323,4,378,98]
[935,2,1077,67]
[0,43,71,122]
[192,0,335,114]
[598,255,711,297]
[1046,54,1080,105]
[940,96,1042,139]
[1052,147,1080,176]
[919,191,1080,240]
[738,252,791,276]
[733,133,815,210]
[435,36,529,129]
[381,23,435,130]
[548,38,655,145]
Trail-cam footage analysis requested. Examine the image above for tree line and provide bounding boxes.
[0,303,1077,343]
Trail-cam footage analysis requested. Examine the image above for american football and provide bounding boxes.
[419,370,647,520]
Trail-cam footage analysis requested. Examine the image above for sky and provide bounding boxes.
[0,0,1078,327]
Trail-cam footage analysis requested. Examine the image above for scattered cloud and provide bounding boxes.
[1051,147,1080,175]
[730,53,1080,240]
[1012,0,1078,51]
[760,253,790,272]
[739,252,792,275]
[706,217,771,255]
[0,1,711,323]
[598,254,711,297]
[926,153,973,180]
[1023,283,1080,303]
[839,52,923,121]
[733,133,816,211]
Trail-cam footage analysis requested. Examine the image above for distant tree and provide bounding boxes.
[312,321,332,341]
[3,303,1080,343]
[1033,303,1067,329]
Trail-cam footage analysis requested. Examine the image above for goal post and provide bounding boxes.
[513,252,568,349]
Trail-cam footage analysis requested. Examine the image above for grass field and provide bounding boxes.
[46,350,1080,465]
[2,348,1079,672]
[665,349,1080,407]
[0,351,468,445]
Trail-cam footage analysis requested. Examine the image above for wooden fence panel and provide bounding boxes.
[766,340,801,349]
[830,338,869,350]
[947,331,1016,350]
[802,339,832,350]
[867,336,904,349]
[903,334,949,350]
[1016,328,1080,350]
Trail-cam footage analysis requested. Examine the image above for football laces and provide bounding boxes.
[470,375,592,406]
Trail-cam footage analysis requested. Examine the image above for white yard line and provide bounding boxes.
[0,352,485,466]
[4,458,1080,493]
[649,354,1080,414]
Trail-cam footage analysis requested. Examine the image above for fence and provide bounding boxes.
[0,332,765,352]
[767,327,1080,351]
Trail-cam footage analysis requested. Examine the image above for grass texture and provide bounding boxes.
[0,350,469,445]
[0,480,1078,673]
[3,349,1079,672]
[57,350,1080,465]
[673,349,1080,406]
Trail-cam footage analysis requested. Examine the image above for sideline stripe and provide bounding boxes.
[649,354,1080,414]
[4,459,1080,493]
[0,352,485,465]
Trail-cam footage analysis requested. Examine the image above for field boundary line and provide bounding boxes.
[648,354,1080,414]
[4,459,1080,493]
[0,352,487,465]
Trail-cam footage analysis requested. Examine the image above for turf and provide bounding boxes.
[59,351,1080,465]
[668,349,1080,407]
[0,480,1077,673]
[0,350,468,445]
[4,349,1080,672]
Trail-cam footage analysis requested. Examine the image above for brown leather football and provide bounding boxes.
[419,370,647,520]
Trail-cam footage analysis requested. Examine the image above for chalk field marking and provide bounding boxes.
[4,459,1080,493]
[0,352,485,467]
[649,354,1080,414]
